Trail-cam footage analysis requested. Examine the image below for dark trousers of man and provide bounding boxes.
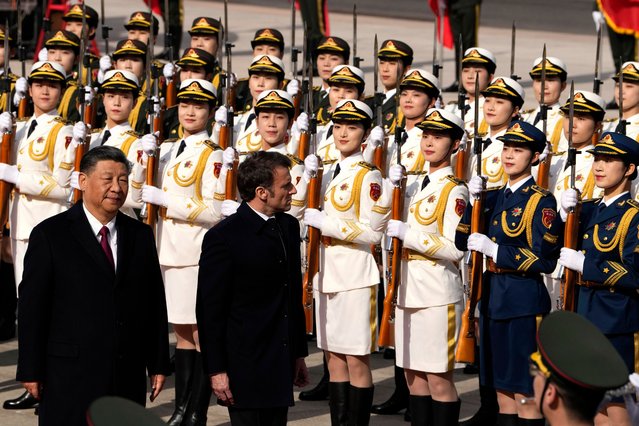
[298,0,328,60]
[160,0,183,56]
[450,3,480,81]
[607,24,637,73]
[228,406,288,426]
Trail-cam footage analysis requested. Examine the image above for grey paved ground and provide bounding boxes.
[0,0,621,424]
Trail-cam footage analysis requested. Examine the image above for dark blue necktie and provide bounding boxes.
[421,175,430,190]
[245,113,256,131]
[176,140,186,157]
[504,188,512,199]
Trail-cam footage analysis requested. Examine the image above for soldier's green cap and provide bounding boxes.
[188,17,221,36]
[124,11,159,36]
[251,28,284,51]
[63,4,99,28]
[87,396,166,426]
[176,48,216,75]
[315,36,350,62]
[378,39,414,66]
[45,30,80,55]
[534,311,629,391]
[112,39,147,60]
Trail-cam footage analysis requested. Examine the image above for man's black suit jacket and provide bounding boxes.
[16,202,170,426]
[197,202,308,409]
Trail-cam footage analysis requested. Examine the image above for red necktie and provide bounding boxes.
[99,226,115,270]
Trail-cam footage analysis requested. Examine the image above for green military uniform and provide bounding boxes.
[159,0,184,58]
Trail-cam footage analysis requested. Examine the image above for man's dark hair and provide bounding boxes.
[80,146,132,175]
[237,151,291,202]
[551,379,605,423]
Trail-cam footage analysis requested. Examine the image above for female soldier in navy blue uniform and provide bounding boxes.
[455,120,563,426]
[558,131,639,426]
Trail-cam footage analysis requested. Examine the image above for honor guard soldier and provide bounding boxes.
[365,69,439,178]
[219,89,318,221]
[138,78,224,426]
[445,47,496,135]
[605,62,639,140]
[234,28,288,113]
[374,39,414,133]
[467,77,525,188]
[303,99,391,425]
[455,120,562,425]
[543,90,606,309]
[163,48,217,140]
[125,11,159,47]
[0,60,87,412]
[0,27,21,114]
[385,108,469,425]
[313,36,350,121]
[531,311,631,426]
[62,3,100,77]
[44,30,83,123]
[523,57,568,152]
[186,17,224,90]
[110,39,149,134]
[558,131,639,426]
[213,55,294,152]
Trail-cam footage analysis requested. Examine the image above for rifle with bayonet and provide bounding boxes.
[593,26,603,95]
[617,57,626,135]
[100,0,112,55]
[456,74,484,363]
[352,3,362,68]
[561,82,580,312]
[164,0,176,107]
[536,45,552,189]
[16,0,27,118]
[140,1,162,228]
[379,71,407,348]
[455,34,469,180]
[372,34,386,174]
[222,2,238,202]
[301,54,321,333]
[510,22,519,81]
[297,28,311,160]
[290,0,301,120]
[0,17,15,229]
[70,5,93,204]
[432,24,442,79]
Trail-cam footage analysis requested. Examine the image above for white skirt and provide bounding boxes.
[395,302,462,373]
[162,265,199,324]
[316,286,377,356]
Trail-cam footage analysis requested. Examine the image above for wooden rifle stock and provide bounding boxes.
[536,154,552,189]
[18,98,28,119]
[302,163,323,333]
[561,203,581,311]
[455,191,485,363]
[297,131,310,161]
[72,142,87,203]
[224,156,238,201]
[293,89,302,121]
[379,180,405,347]
[166,79,177,108]
[218,124,230,150]
[0,129,14,227]
[373,146,386,177]
[455,147,468,181]
[143,114,164,227]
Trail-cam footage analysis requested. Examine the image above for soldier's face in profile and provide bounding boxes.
[563,113,597,147]
[484,96,518,128]
[79,160,129,220]
[533,77,565,105]
[256,110,289,147]
[462,66,491,95]
[333,121,365,158]
[191,35,218,56]
[328,84,359,109]
[47,48,76,74]
[400,89,432,119]
[104,90,135,125]
[115,57,144,80]
[253,44,282,59]
[249,73,279,101]
[29,80,63,113]
[615,81,639,112]
[317,53,345,82]
[421,130,457,165]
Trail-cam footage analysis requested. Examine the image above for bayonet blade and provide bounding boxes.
[593,26,602,94]
[473,73,481,176]
[568,81,576,188]
[4,17,10,115]
[540,44,547,136]
[510,21,519,81]
[619,56,626,135]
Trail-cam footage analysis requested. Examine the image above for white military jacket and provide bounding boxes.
[468,128,507,188]
[604,112,639,141]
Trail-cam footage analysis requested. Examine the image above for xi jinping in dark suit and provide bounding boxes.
[197,151,309,426]
[16,146,170,426]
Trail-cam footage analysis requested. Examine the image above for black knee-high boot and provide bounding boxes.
[496,413,519,426]
[431,399,460,426]
[348,385,374,426]
[517,418,545,426]
[408,395,432,426]
[167,349,196,425]
[182,352,212,426]
[300,354,330,401]
[329,382,350,426]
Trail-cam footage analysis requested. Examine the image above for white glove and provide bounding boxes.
[592,11,606,32]
[560,188,579,221]
[388,164,404,186]
[558,247,585,274]
[83,85,95,104]
[286,79,300,97]
[304,208,326,230]
[0,163,19,185]
[222,147,235,169]
[228,72,237,87]
[163,62,175,80]
[295,112,309,133]
[141,184,169,207]
[215,105,228,126]
[467,233,498,260]
[72,122,88,148]
[99,55,112,73]
[0,112,13,134]
[151,95,161,114]
[386,219,408,241]
[141,132,158,155]
[625,373,639,423]
[221,199,240,217]
[458,132,468,151]
[366,125,384,150]
[538,143,550,162]
[12,77,27,107]
[468,175,485,204]
[70,171,80,190]
[37,47,48,62]
[302,154,319,183]
[435,96,443,109]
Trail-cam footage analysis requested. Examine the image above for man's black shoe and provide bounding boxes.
[3,391,39,410]
[443,81,460,93]
[298,376,329,401]
[371,391,408,415]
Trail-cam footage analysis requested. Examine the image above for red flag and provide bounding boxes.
[428,0,454,49]
[143,0,162,16]
[598,0,639,37]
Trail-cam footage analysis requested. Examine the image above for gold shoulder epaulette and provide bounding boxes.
[68,80,78,87]
[91,127,103,134]
[603,118,616,123]
[313,85,321,91]
[16,116,29,122]
[286,154,303,165]
[323,158,337,165]
[487,185,503,192]
[203,139,221,151]
[521,108,535,114]
[627,199,639,209]
[8,72,19,81]
[125,130,140,137]
[406,170,427,176]
[582,197,602,204]
[53,116,71,125]
[164,137,179,143]
[446,175,465,185]
[357,161,379,171]
[531,185,551,196]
